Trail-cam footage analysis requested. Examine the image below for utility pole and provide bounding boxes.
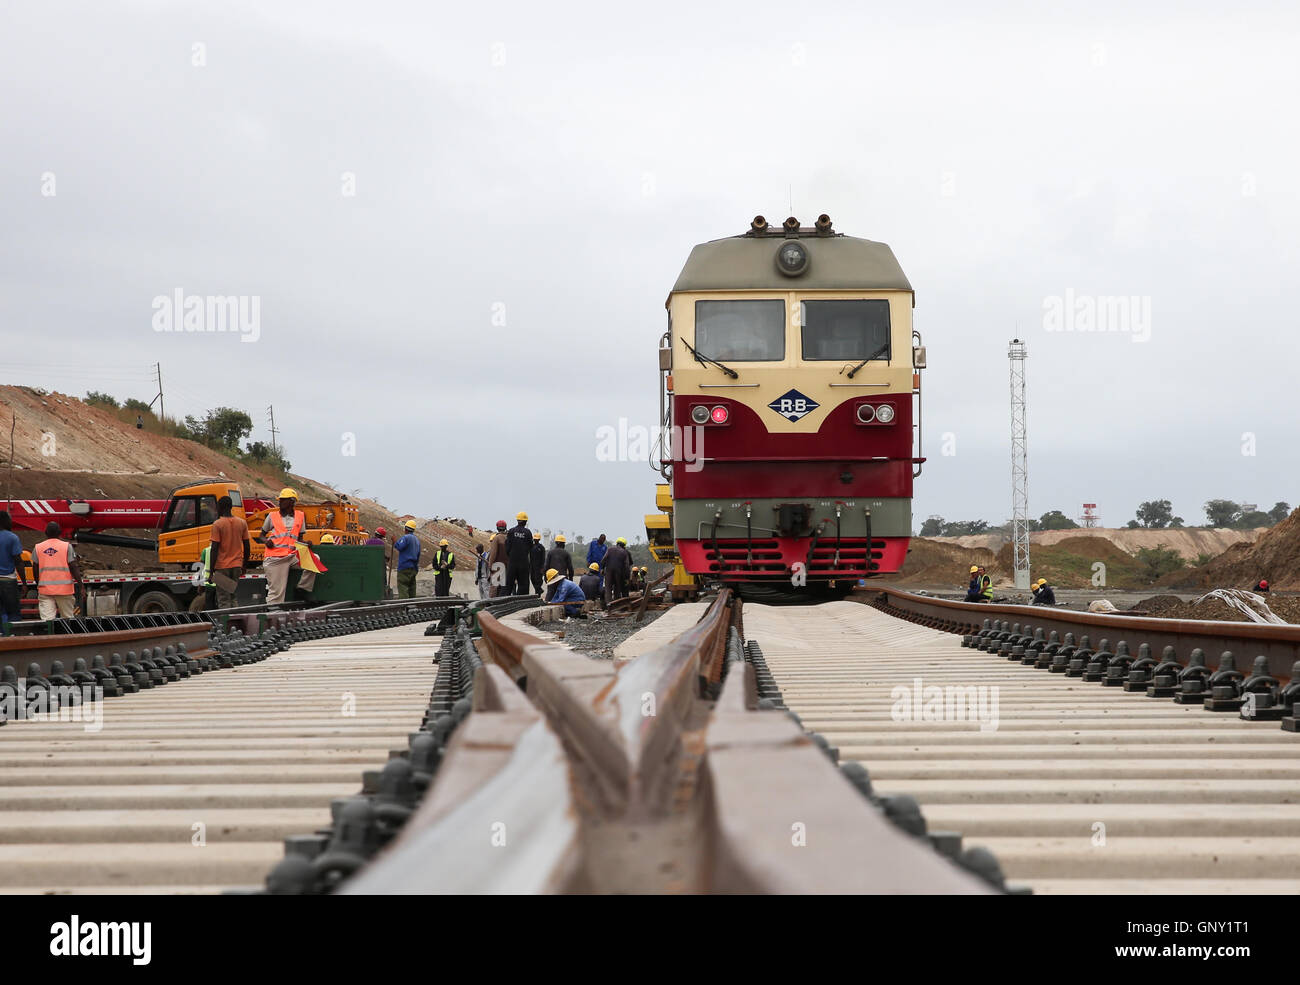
[267,405,279,456]
[1008,339,1030,589]
[150,362,164,421]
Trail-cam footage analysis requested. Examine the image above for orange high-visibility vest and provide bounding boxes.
[34,538,75,595]
[265,511,305,558]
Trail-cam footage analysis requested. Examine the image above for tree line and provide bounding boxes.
[85,392,291,474]
[921,500,1291,538]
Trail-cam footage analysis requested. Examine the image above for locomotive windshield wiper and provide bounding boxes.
[844,341,890,379]
[682,338,739,379]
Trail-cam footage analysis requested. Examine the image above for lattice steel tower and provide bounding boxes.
[1008,339,1030,589]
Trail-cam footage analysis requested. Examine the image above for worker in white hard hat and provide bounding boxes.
[394,519,421,598]
[261,487,315,606]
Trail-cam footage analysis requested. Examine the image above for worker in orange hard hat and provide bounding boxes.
[261,488,315,606]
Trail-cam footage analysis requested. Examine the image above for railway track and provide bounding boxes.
[744,591,1300,894]
[0,598,487,894]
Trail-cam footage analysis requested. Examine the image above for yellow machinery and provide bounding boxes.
[156,480,366,566]
[645,483,701,600]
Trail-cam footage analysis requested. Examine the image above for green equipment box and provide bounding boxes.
[290,544,386,602]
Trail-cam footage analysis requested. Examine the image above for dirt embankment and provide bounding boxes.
[933,527,1263,561]
[1159,507,1300,591]
[0,386,483,573]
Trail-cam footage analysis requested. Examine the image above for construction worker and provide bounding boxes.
[1031,577,1056,606]
[586,533,608,568]
[977,566,993,603]
[530,532,546,595]
[579,562,603,608]
[474,543,490,599]
[364,526,388,548]
[33,520,83,620]
[1253,579,1270,594]
[602,536,632,603]
[544,567,586,618]
[0,511,28,634]
[261,488,316,606]
[432,538,456,597]
[488,520,509,597]
[392,520,422,598]
[546,534,575,581]
[964,565,981,602]
[506,511,533,596]
[207,494,251,610]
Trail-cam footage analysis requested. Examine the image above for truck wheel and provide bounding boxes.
[131,590,181,614]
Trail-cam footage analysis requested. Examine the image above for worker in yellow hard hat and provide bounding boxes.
[544,566,587,618]
[1031,577,1056,607]
[964,565,981,602]
[579,561,603,606]
[261,487,315,606]
[529,531,546,595]
[394,520,422,598]
[546,534,574,582]
[505,513,533,595]
[602,536,631,603]
[432,538,456,597]
[319,534,335,544]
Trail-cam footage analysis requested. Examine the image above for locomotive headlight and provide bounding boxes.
[856,404,876,423]
[710,405,729,424]
[691,405,710,424]
[875,403,896,423]
[775,241,809,276]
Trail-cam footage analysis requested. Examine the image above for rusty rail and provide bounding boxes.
[868,587,1299,682]
[344,591,993,894]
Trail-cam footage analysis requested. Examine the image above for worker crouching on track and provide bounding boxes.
[579,562,603,609]
[530,532,546,595]
[34,520,83,620]
[964,565,981,602]
[432,539,456,597]
[506,512,533,596]
[208,494,251,609]
[262,488,316,606]
[544,567,586,618]
[394,520,421,598]
[1253,579,1270,594]
[1031,577,1056,606]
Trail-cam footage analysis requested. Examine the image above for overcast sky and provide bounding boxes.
[2,1,1297,538]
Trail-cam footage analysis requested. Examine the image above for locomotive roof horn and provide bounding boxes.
[750,215,768,233]
[815,213,834,236]
[783,215,801,235]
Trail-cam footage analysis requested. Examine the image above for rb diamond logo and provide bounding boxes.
[768,388,819,422]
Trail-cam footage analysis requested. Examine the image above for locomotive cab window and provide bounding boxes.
[694,300,785,361]
[801,299,891,361]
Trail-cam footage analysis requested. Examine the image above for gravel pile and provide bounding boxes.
[546,609,667,659]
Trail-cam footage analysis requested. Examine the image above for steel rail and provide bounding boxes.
[345,591,993,894]
[869,588,1299,683]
